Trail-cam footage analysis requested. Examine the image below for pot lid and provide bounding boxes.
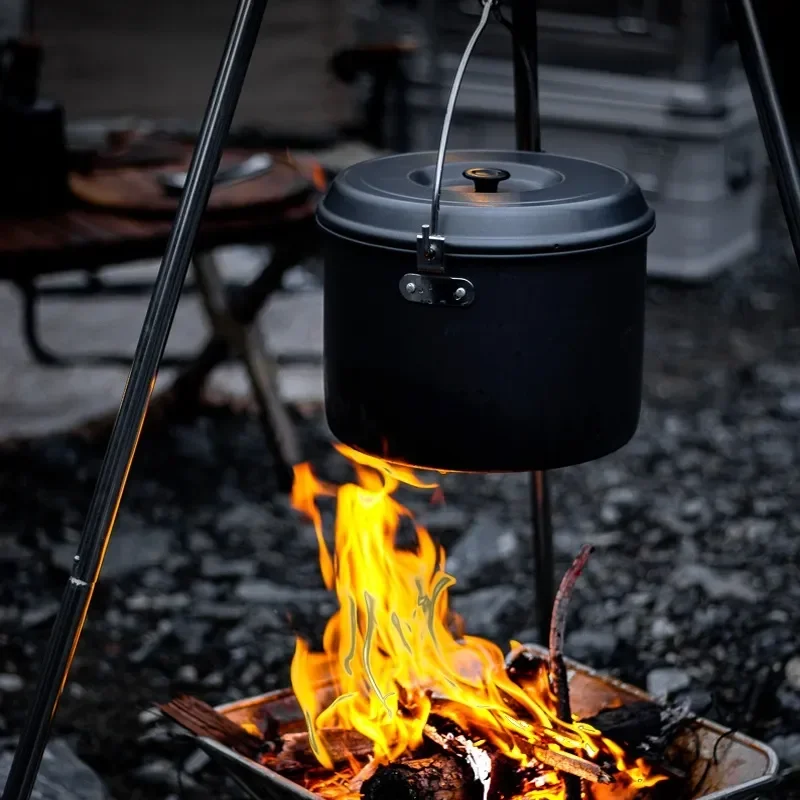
[317,149,655,255]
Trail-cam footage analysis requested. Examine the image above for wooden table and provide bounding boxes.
[0,152,324,490]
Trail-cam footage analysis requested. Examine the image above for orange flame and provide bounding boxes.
[289,445,666,799]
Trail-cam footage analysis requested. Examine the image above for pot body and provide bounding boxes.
[322,233,648,473]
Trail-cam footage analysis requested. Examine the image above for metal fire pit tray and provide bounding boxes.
[195,644,778,800]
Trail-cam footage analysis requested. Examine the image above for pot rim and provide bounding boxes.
[317,213,656,259]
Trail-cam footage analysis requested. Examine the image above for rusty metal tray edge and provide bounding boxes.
[198,643,779,800]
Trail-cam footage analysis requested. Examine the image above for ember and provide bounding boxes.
[277,445,671,800]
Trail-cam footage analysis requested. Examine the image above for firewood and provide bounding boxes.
[348,758,380,793]
[159,695,263,759]
[281,727,374,763]
[531,747,612,784]
[425,721,611,786]
[361,753,480,800]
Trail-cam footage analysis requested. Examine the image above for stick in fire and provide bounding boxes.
[549,544,594,800]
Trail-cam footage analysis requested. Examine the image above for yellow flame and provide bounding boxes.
[289,445,666,798]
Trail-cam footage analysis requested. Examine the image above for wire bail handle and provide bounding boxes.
[416,0,498,274]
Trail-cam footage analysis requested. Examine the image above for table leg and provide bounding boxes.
[18,280,65,366]
[192,250,301,491]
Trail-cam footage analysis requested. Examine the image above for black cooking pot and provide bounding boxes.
[317,148,655,473]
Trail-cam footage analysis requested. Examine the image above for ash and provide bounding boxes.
[2,191,800,800]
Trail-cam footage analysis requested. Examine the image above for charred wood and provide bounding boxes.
[424,722,611,785]
[585,700,694,763]
[280,728,374,763]
[361,753,481,800]
[584,700,666,754]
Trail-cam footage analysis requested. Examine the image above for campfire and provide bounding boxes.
[272,445,670,800]
[162,445,699,800]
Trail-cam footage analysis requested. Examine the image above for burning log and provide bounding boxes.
[361,753,480,800]
[280,728,374,763]
[549,544,594,800]
[423,723,611,785]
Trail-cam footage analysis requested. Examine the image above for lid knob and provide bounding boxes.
[463,167,511,193]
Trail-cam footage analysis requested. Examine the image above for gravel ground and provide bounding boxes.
[2,187,800,799]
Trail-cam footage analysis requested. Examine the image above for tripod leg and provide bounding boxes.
[726,0,800,265]
[0,2,270,799]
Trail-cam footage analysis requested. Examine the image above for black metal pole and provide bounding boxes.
[726,0,800,266]
[508,0,553,644]
[1,1,268,798]
[530,468,555,643]
[510,0,540,151]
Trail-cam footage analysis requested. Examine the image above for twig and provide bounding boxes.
[548,544,594,800]
[548,544,594,719]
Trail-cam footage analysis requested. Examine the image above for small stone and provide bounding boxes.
[200,554,258,578]
[0,537,33,562]
[768,733,800,766]
[446,513,519,591]
[779,392,800,417]
[417,505,469,534]
[0,673,24,692]
[604,487,641,507]
[192,602,248,620]
[21,602,59,629]
[51,527,172,580]
[217,503,272,535]
[234,579,328,605]
[599,504,622,526]
[240,663,262,687]
[565,628,618,663]
[728,518,777,542]
[650,617,677,639]
[451,586,519,639]
[785,656,800,691]
[777,684,800,713]
[177,665,199,683]
[615,615,638,641]
[671,563,762,603]
[188,530,215,552]
[133,759,181,789]
[681,497,710,520]
[646,667,690,698]
[203,671,225,688]
[138,707,162,726]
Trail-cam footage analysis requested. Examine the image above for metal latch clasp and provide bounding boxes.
[416,223,445,273]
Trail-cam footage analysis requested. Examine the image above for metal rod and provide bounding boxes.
[0,2,268,798]
[508,0,553,641]
[530,468,555,644]
[510,0,541,152]
[726,0,800,266]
